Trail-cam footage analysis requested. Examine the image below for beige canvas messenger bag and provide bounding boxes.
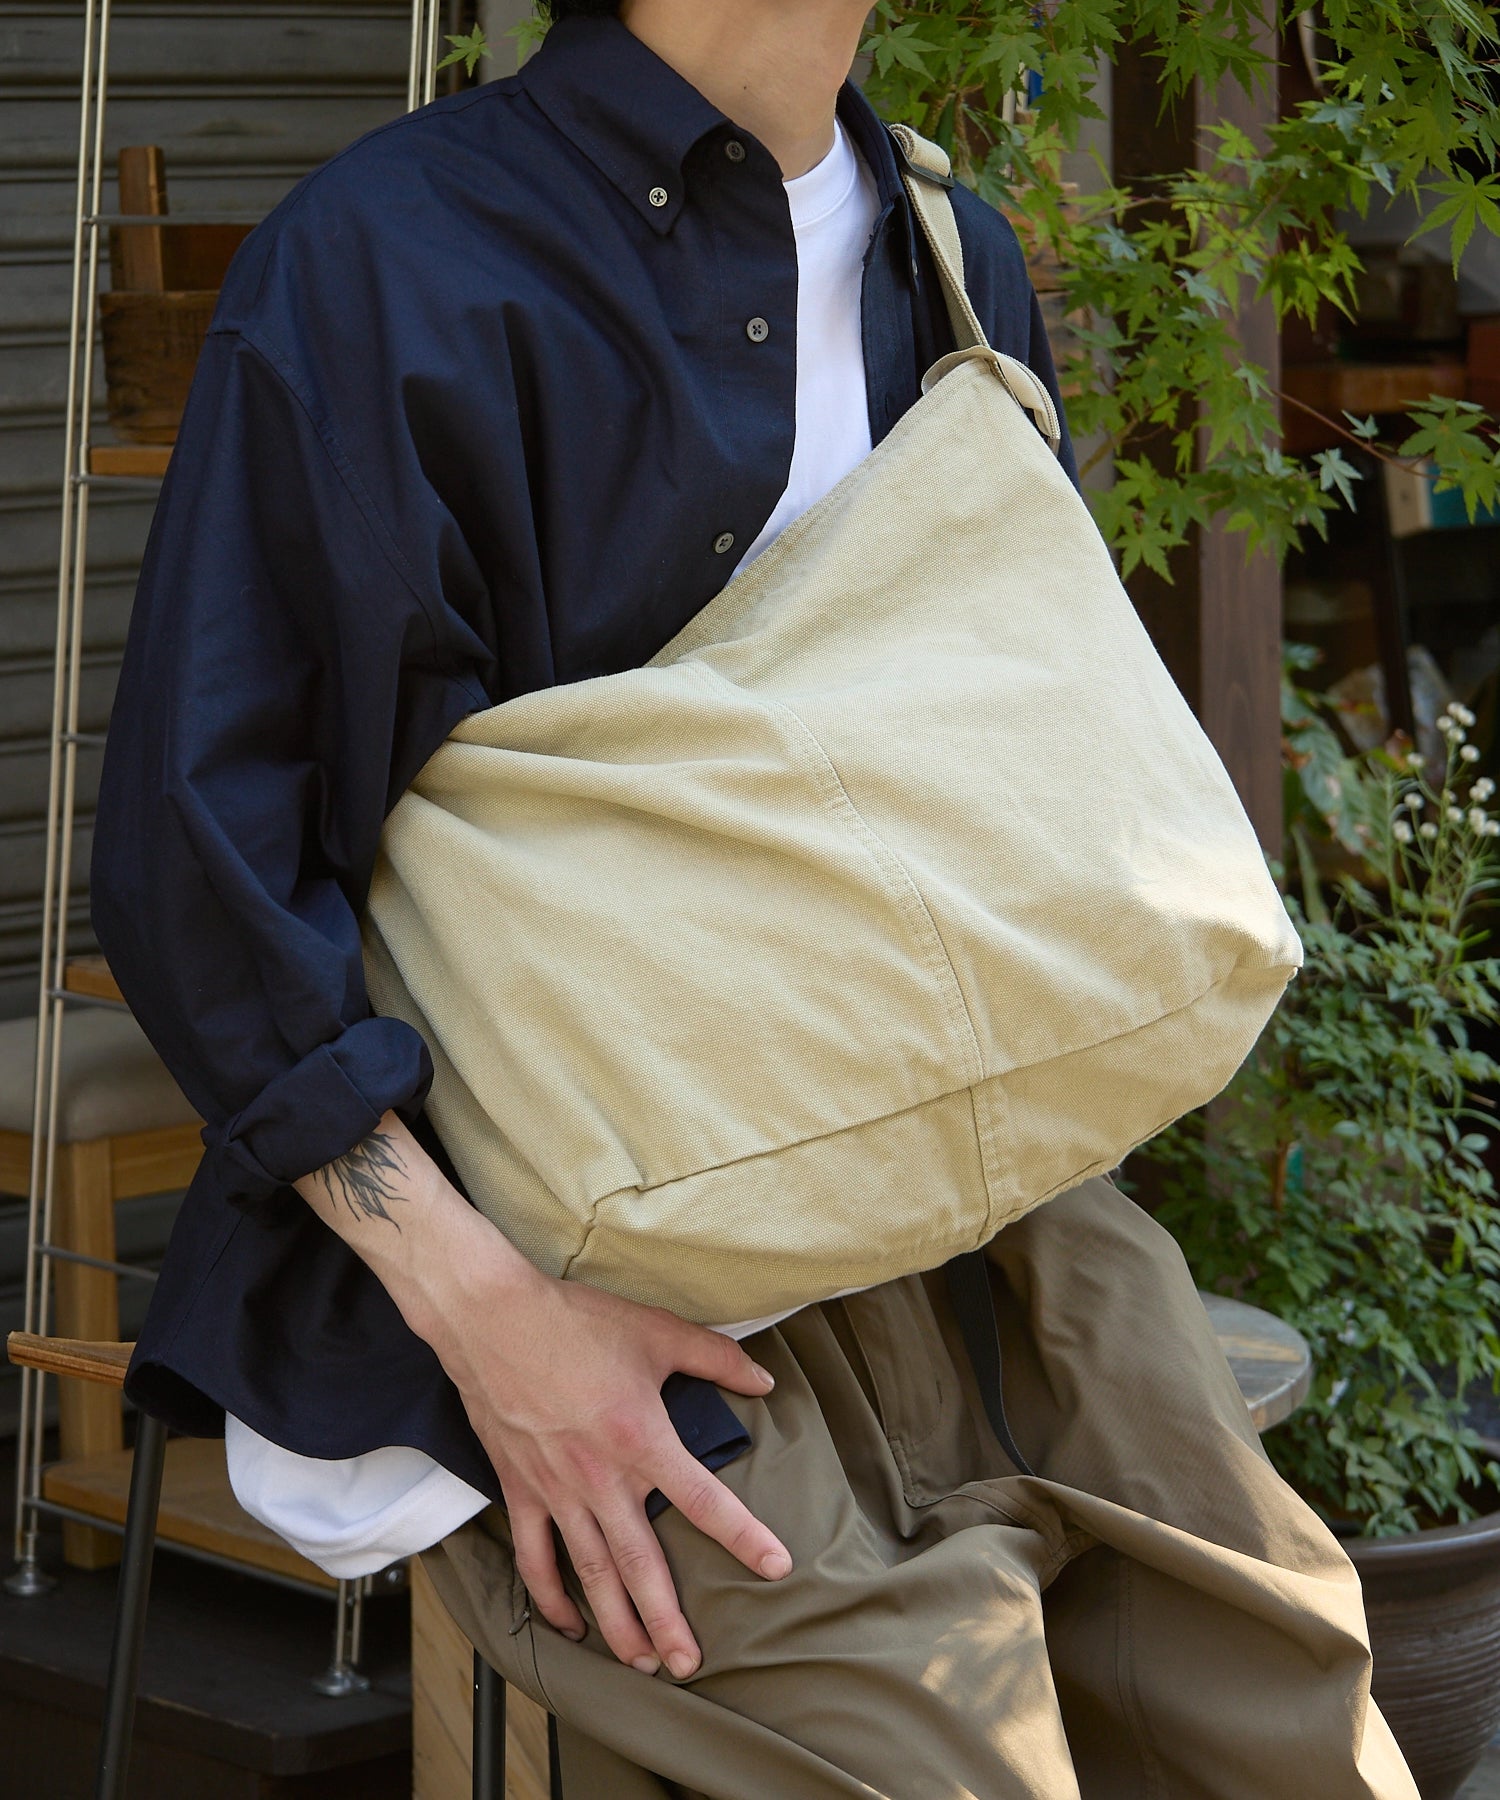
[362,127,1302,1326]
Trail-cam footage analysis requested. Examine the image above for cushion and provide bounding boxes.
[0,1009,200,1142]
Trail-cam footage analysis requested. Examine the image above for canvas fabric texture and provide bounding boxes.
[422,1177,1418,1800]
[361,133,1302,1326]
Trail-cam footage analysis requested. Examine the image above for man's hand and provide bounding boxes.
[298,1113,792,1679]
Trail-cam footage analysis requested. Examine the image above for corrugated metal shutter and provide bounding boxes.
[1,1,426,1018]
[0,0,433,1425]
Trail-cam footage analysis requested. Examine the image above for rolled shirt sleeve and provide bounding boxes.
[93,324,482,1208]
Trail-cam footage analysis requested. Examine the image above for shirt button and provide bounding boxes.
[724,139,746,163]
[745,316,770,343]
[713,531,736,555]
[648,186,669,208]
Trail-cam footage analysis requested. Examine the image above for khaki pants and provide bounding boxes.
[424,1178,1418,1799]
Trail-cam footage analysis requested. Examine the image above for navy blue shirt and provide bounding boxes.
[92,14,1074,1500]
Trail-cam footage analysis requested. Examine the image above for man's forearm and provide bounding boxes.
[294,1110,538,1356]
[293,1112,789,1677]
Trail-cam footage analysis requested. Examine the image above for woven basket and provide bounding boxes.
[98,290,217,444]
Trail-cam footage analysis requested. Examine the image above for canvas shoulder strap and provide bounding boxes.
[888,124,1064,460]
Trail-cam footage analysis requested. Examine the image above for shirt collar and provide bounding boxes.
[521,15,730,235]
[522,14,908,238]
[836,82,906,217]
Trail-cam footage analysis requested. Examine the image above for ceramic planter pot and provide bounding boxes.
[1347,1506,1500,1800]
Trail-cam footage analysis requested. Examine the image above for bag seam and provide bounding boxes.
[763,683,986,1092]
[590,962,1268,1211]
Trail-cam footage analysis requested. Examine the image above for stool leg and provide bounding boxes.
[473,1649,506,1800]
[548,1711,563,1799]
[94,1411,167,1800]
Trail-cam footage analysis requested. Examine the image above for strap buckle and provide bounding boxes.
[888,126,955,190]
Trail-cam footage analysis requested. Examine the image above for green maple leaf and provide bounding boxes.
[1314,447,1363,509]
[438,24,490,78]
[1413,170,1500,269]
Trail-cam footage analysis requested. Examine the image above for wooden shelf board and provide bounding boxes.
[62,953,124,1003]
[1283,359,1467,417]
[1281,360,1468,456]
[7,1333,132,1388]
[89,443,173,477]
[42,1436,337,1590]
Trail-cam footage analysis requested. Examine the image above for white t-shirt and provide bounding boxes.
[225,119,881,1580]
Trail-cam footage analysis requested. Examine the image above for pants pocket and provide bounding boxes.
[836,1274,975,1505]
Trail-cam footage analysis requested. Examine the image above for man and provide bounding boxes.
[94,2,1418,1793]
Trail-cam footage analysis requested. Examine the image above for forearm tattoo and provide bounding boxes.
[315,1129,408,1228]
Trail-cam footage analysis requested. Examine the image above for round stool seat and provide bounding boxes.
[1203,1291,1312,1431]
[0,1010,199,1143]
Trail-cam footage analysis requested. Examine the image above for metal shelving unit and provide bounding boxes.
[7,0,449,1694]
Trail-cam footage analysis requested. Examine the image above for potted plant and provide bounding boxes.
[1151,669,1500,1800]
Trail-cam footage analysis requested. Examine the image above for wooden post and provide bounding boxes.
[111,146,168,293]
[1198,35,1283,849]
[1110,27,1284,852]
[52,1139,124,1568]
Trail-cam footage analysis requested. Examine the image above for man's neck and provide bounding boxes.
[618,1,871,178]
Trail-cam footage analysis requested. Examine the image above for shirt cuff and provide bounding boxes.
[646,1373,752,1518]
[205,1015,434,1208]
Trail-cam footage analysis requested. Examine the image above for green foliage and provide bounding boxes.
[1398,398,1500,520]
[859,0,1500,572]
[437,25,490,78]
[1155,699,1500,1535]
[1281,642,1379,903]
[475,2,1499,569]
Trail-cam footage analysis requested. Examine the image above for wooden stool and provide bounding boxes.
[1200,1291,1312,1431]
[7,1334,165,1800]
[0,1007,201,1564]
[5,1334,415,1800]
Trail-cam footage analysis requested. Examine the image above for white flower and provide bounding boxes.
[1439,712,1463,737]
[1453,703,1477,727]
[1393,819,1414,843]
[1461,743,1482,763]
[1470,808,1489,832]
[1420,821,1439,839]
[1404,791,1424,811]
[1407,751,1426,770]
[1472,777,1497,802]
[1448,805,1465,822]
[1487,820,1500,838]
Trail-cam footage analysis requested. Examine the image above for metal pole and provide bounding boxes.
[419,0,442,107]
[8,0,106,1596]
[349,1574,367,1667]
[311,1577,372,1696]
[27,0,115,1548]
[93,1410,167,1800]
[407,0,423,111]
[549,1712,564,1800]
[472,1651,506,1800]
